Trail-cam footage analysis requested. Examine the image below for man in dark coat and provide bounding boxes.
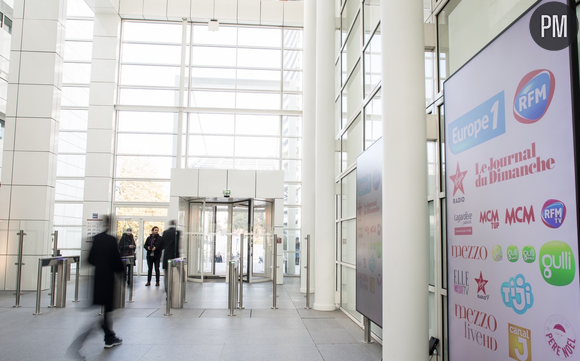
[162,220,181,293]
[67,216,124,360]
[89,215,124,348]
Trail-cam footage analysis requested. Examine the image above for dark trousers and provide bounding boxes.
[147,257,160,283]
[67,308,116,358]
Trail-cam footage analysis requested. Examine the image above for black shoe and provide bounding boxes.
[104,336,123,349]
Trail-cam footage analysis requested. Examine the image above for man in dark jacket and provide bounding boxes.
[144,226,163,286]
[118,227,136,286]
[162,220,181,293]
[67,215,124,360]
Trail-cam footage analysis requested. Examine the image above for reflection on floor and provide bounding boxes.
[0,276,382,361]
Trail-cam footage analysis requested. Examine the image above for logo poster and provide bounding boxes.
[356,138,383,327]
[444,1,579,360]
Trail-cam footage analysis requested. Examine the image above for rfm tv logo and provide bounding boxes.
[530,1,579,51]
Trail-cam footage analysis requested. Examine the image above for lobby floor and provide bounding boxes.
[0,275,382,361]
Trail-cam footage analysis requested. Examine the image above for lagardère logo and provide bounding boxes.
[542,199,566,228]
[545,315,576,359]
[455,303,498,351]
[513,69,555,124]
[509,323,532,361]
[501,274,534,315]
[540,241,575,286]
[451,245,488,260]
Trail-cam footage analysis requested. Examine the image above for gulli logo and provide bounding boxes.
[539,241,575,286]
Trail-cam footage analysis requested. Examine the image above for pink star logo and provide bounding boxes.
[449,162,467,196]
[474,271,488,295]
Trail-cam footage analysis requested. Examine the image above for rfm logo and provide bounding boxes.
[542,199,566,228]
[479,205,534,228]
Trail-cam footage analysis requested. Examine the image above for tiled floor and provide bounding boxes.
[0,276,382,361]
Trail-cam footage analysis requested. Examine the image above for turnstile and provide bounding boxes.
[113,256,134,309]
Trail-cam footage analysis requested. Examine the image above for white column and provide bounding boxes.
[381,1,428,360]
[313,0,335,311]
[301,0,316,294]
[0,0,67,291]
[81,12,121,272]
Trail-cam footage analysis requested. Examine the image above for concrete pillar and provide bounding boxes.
[313,0,335,311]
[81,12,121,272]
[0,0,67,291]
[301,0,315,294]
[381,0,428,359]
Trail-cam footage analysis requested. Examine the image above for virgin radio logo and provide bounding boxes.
[542,199,566,229]
[513,69,555,124]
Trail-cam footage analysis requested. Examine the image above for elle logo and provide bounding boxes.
[513,69,555,124]
[539,241,575,286]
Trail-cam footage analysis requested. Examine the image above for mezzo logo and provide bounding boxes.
[513,69,555,124]
[505,206,535,225]
[451,245,488,260]
[542,199,566,229]
[501,274,534,315]
[509,323,532,361]
[539,241,575,286]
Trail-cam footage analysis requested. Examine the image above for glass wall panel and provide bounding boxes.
[54,203,84,225]
[342,15,361,84]
[237,92,280,110]
[57,155,86,177]
[62,87,90,107]
[58,132,87,153]
[191,47,237,67]
[429,201,436,285]
[121,65,182,87]
[118,112,178,133]
[188,135,234,157]
[342,114,362,171]
[363,0,380,43]
[192,25,237,45]
[63,63,91,84]
[235,137,279,158]
[284,29,303,48]
[341,266,361,320]
[117,134,175,156]
[342,63,362,124]
[341,170,356,219]
[188,157,234,169]
[236,115,280,136]
[189,113,235,134]
[283,159,301,181]
[115,181,170,202]
[283,138,301,158]
[428,141,436,199]
[439,105,446,192]
[53,226,83,249]
[116,156,175,178]
[191,67,236,89]
[283,94,302,111]
[55,180,85,201]
[64,42,93,61]
[364,31,381,97]
[60,110,88,131]
[190,91,235,108]
[284,208,301,229]
[284,50,303,69]
[123,22,183,43]
[120,88,179,106]
[364,91,382,149]
[283,116,302,136]
[342,0,361,45]
[239,27,281,47]
[234,159,279,170]
[115,207,168,217]
[284,184,301,205]
[122,44,182,65]
[65,20,94,39]
[238,48,281,68]
[283,71,302,92]
[238,69,281,91]
[341,219,356,264]
[425,51,436,105]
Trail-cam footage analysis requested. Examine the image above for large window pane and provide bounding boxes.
[60,110,88,131]
[64,42,93,61]
[116,156,175,178]
[189,135,234,157]
[342,219,356,264]
[342,115,362,171]
[115,180,170,202]
[122,44,182,65]
[192,25,237,46]
[364,31,381,97]
[236,115,280,136]
[119,88,179,106]
[189,113,235,134]
[55,180,84,201]
[118,112,178,134]
[238,48,281,68]
[121,65,182,87]
[117,134,176,156]
[283,71,302,92]
[58,132,87,153]
[364,91,382,149]
[54,204,84,225]
[191,67,236,89]
[116,207,168,217]
[284,207,301,229]
[429,201,436,285]
[364,0,380,43]
[65,20,94,40]
[62,87,90,107]
[63,63,91,84]
[341,266,361,320]
[284,29,303,48]
[341,170,356,219]
[235,137,279,158]
[283,116,302,137]
[284,184,301,205]
[342,63,362,124]
[191,47,237,67]
[342,0,360,45]
[283,138,301,158]
[57,155,86,177]
[342,15,361,82]
[234,159,279,170]
[237,93,280,110]
[284,50,303,70]
[239,27,281,47]
[188,157,234,169]
[123,22,183,43]
[283,94,302,111]
[53,226,83,248]
[190,91,235,108]
[237,69,281,91]
[283,159,301,181]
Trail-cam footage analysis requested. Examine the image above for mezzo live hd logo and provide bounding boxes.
[513,69,555,124]
[529,1,578,51]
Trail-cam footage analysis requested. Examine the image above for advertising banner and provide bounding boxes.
[444,1,579,360]
[356,138,383,327]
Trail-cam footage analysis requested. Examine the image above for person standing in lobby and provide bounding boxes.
[162,220,181,293]
[118,228,136,286]
[144,226,163,286]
